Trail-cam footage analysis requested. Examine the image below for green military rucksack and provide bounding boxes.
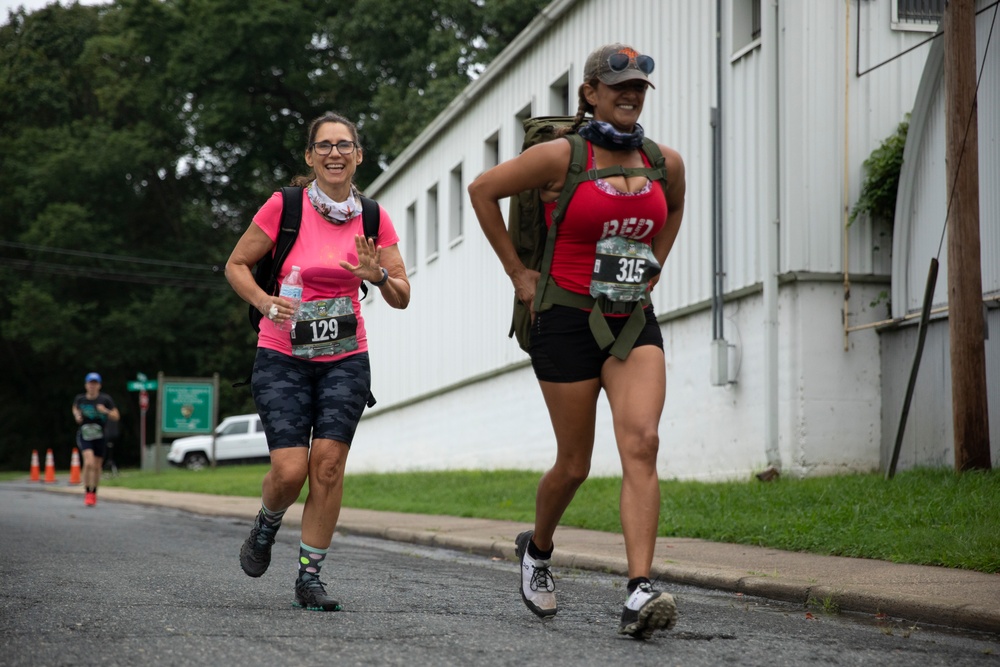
[506,116,669,359]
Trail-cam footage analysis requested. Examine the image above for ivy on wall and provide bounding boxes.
[849,116,910,226]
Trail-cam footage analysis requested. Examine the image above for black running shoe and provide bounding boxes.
[293,573,343,612]
[618,582,677,639]
[514,530,557,618]
[239,513,277,578]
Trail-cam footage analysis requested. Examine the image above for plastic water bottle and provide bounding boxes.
[276,265,302,332]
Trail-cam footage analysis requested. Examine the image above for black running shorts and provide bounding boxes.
[529,305,663,383]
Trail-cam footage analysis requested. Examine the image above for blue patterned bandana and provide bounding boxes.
[577,119,645,151]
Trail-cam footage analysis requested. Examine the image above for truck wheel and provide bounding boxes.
[184,452,209,471]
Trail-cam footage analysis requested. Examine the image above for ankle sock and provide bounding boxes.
[527,538,553,561]
[258,503,286,530]
[627,577,651,595]
[298,542,328,576]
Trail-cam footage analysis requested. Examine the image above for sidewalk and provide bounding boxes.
[31,482,1000,636]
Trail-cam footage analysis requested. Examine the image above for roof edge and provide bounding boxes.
[366,0,579,195]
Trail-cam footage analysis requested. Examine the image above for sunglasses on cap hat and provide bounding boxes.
[608,52,655,75]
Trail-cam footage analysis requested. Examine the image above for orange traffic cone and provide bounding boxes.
[29,450,40,482]
[69,448,82,485]
[43,448,56,483]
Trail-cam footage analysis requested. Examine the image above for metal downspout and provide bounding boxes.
[763,0,781,470]
[711,0,728,386]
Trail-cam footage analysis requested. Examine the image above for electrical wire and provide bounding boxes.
[936,0,998,260]
[856,0,998,78]
[0,240,222,271]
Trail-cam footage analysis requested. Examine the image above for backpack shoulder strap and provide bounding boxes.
[531,133,588,314]
[357,195,381,300]
[360,195,380,241]
[268,186,303,294]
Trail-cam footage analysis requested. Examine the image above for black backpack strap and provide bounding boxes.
[237,187,303,388]
[360,195,380,240]
[269,186,304,293]
[358,196,381,301]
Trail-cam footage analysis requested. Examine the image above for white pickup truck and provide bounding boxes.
[166,414,270,470]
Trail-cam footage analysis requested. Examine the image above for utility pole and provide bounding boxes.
[943,0,992,471]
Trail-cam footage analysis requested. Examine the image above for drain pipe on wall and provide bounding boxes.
[841,0,853,351]
[762,0,782,473]
[710,0,729,387]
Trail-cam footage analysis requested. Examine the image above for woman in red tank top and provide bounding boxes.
[469,43,686,639]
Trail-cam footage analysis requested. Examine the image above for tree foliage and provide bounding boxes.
[0,0,546,469]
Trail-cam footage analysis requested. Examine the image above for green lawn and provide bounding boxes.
[4,466,997,573]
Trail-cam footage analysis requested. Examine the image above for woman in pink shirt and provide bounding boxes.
[226,112,410,612]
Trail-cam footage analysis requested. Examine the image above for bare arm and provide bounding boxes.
[224,223,298,324]
[97,402,121,422]
[467,139,571,311]
[339,236,411,309]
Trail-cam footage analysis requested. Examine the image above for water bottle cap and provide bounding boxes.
[291,265,301,271]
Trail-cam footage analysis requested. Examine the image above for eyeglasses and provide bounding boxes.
[607,52,655,75]
[310,140,357,156]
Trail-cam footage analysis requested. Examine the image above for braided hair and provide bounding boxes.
[555,81,596,138]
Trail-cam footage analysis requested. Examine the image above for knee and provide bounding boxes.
[624,428,660,468]
[552,461,590,489]
[310,455,347,489]
[268,460,308,492]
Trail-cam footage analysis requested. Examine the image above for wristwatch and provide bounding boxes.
[372,267,389,287]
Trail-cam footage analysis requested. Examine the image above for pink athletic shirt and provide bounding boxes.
[544,143,667,297]
[252,189,400,362]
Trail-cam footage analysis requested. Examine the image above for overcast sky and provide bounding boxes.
[2,0,103,21]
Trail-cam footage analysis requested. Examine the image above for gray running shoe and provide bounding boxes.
[618,582,677,639]
[293,572,343,612]
[239,513,277,578]
[514,530,557,618]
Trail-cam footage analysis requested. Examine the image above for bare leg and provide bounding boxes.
[81,449,103,489]
[261,447,309,512]
[532,379,601,551]
[299,438,350,549]
[601,345,666,579]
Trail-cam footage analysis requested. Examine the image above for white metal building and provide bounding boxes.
[347,0,997,480]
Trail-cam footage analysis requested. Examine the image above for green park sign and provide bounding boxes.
[159,381,215,434]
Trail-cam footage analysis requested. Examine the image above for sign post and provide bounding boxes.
[126,373,158,470]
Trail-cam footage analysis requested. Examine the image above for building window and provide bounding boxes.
[405,202,417,271]
[893,0,945,31]
[426,184,439,261]
[732,0,762,58]
[449,162,463,244]
[484,130,500,171]
[549,73,570,116]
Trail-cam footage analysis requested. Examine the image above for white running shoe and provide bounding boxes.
[514,530,557,618]
[619,581,677,639]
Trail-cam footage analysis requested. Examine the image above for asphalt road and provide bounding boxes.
[1,486,996,666]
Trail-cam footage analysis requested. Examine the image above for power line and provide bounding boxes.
[0,240,223,271]
[0,257,231,291]
[856,1,999,78]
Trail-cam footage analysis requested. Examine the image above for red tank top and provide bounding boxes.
[543,144,667,296]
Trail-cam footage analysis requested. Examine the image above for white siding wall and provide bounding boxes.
[364,0,717,410]
[894,0,1000,316]
[353,0,934,479]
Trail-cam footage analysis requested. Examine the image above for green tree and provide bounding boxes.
[0,0,546,470]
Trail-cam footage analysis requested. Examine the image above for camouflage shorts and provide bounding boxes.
[251,348,372,449]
